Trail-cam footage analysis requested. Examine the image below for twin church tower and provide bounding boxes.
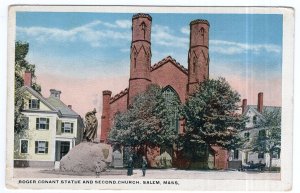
[100,13,210,142]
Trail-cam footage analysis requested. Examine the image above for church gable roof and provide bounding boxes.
[151,56,188,75]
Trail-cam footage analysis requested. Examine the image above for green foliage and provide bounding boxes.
[109,84,181,152]
[251,108,281,169]
[181,77,247,158]
[15,41,41,133]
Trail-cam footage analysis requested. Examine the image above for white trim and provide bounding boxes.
[55,137,74,141]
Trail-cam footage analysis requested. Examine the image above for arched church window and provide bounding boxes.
[140,22,147,39]
[193,56,197,73]
[200,27,205,35]
[200,27,205,45]
[162,86,180,133]
[132,47,138,69]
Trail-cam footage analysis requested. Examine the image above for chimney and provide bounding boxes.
[257,92,263,113]
[68,105,72,109]
[50,89,62,99]
[23,71,32,87]
[100,90,112,142]
[242,99,247,113]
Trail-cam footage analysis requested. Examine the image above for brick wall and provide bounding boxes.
[212,145,228,169]
[109,93,129,131]
[151,61,188,103]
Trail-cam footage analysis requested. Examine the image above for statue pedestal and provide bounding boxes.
[60,142,112,173]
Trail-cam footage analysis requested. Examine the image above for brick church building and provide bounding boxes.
[100,13,228,169]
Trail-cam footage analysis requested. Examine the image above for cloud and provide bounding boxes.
[120,48,130,53]
[152,25,280,58]
[115,20,131,28]
[180,26,189,35]
[210,40,281,55]
[17,19,131,47]
[152,24,188,48]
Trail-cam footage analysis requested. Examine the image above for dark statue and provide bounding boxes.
[84,108,98,142]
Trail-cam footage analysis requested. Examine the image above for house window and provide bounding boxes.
[234,149,239,159]
[29,99,40,109]
[20,139,28,154]
[35,141,49,154]
[253,115,257,125]
[244,132,250,140]
[258,152,264,159]
[258,129,266,138]
[272,149,281,159]
[36,118,50,130]
[61,122,74,133]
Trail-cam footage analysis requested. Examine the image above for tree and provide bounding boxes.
[15,41,41,133]
[181,77,246,161]
[109,84,181,158]
[252,108,281,170]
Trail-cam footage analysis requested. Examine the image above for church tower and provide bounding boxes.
[187,19,210,95]
[128,13,152,105]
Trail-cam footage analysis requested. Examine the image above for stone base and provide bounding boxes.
[60,142,112,173]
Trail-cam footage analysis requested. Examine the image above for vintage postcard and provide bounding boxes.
[6,6,294,191]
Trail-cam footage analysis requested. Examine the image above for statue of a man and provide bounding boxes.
[84,108,98,142]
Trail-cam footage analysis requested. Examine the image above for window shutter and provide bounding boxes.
[22,98,25,109]
[45,142,49,154]
[46,118,50,130]
[56,120,61,135]
[71,123,74,134]
[35,141,38,153]
[36,118,39,129]
[20,140,23,153]
[29,99,32,109]
[61,122,64,133]
[37,100,40,109]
